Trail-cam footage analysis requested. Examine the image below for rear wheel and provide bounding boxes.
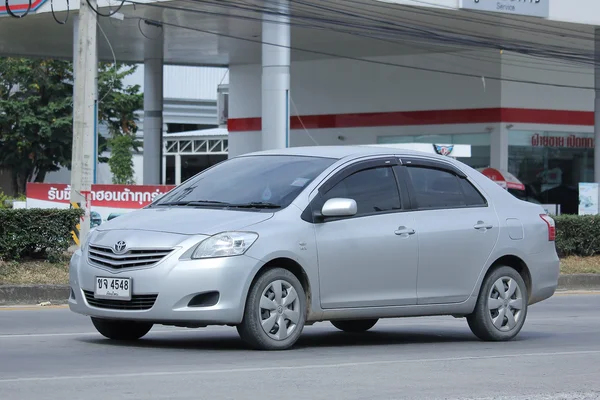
[91,317,153,341]
[237,268,306,350]
[331,319,378,333]
[467,266,528,341]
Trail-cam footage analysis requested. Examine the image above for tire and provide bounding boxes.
[237,268,307,350]
[331,319,378,333]
[91,317,153,341]
[467,266,528,341]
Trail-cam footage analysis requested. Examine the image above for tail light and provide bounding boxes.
[540,214,556,241]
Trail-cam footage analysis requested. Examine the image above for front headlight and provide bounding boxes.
[191,231,259,259]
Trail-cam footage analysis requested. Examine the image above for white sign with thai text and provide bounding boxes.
[459,0,549,18]
[578,183,599,216]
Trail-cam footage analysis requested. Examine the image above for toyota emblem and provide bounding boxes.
[113,241,127,254]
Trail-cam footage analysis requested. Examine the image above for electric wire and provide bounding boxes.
[290,94,319,146]
[85,0,126,17]
[137,17,163,40]
[26,0,595,71]
[97,20,118,103]
[5,0,31,18]
[286,0,592,60]
[167,0,598,70]
[67,0,599,89]
[183,0,595,65]
[51,0,69,24]
[125,0,595,78]
[132,0,593,71]
[134,15,595,90]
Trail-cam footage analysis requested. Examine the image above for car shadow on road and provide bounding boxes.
[77,324,549,352]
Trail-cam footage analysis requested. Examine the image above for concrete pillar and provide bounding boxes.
[490,124,509,170]
[261,0,290,150]
[143,23,164,184]
[72,15,78,107]
[595,28,600,183]
[162,155,167,184]
[175,154,182,185]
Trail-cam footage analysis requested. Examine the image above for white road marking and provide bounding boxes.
[1,350,599,384]
[448,393,600,400]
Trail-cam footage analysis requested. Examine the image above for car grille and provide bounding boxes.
[88,245,173,269]
[83,290,158,311]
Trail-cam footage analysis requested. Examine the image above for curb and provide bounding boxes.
[0,285,69,306]
[558,274,600,291]
[1,275,600,306]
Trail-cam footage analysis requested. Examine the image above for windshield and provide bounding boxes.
[154,155,337,209]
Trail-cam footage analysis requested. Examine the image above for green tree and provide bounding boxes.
[0,58,143,194]
[107,134,136,185]
[98,63,143,184]
[0,58,73,194]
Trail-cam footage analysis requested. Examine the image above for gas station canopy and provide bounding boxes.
[0,0,595,67]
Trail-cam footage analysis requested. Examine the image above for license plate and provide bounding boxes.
[94,277,132,300]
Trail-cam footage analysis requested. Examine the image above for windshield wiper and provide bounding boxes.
[157,200,229,207]
[156,200,281,209]
[226,202,282,209]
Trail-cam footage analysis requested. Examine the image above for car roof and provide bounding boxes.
[240,145,456,163]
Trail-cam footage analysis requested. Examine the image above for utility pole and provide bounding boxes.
[71,0,98,246]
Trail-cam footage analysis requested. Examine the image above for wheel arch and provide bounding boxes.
[484,254,532,302]
[243,257,313,318]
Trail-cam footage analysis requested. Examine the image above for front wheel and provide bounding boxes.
[467,266,528,341]
[91,317,153,341]
[237,268,306,350]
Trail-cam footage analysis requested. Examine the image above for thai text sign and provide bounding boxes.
[459,0,549,18]
[26,183,176,223]
[531,133,594,149]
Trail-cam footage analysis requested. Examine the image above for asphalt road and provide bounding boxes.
[0,293,599,400]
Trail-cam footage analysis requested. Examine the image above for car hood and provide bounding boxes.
[95,207,275,235]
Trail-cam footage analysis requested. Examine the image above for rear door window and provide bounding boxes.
[405,166,486,209]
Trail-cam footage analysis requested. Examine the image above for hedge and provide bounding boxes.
[0,209,598,262]
[554,215,600,257]
[0,208,83,262]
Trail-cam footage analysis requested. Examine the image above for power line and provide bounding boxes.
[125,0,596,86]
[132,14,595,90]
[185,0,596,65]
[5,0,31,18]
[128,0,596,72]
[51,0,70,24]
[17,0,595,89]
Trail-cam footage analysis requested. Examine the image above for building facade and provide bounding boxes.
[227,49,594,214]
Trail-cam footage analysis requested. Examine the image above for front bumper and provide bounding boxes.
[68,248,262,326]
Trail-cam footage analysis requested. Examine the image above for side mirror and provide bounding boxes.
[321,198,358,218]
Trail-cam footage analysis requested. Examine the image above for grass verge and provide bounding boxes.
[0,256,599,285]
[0,261,69,285]
[560,256,600,275]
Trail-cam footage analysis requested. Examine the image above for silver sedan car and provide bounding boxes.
[69,146,560,350]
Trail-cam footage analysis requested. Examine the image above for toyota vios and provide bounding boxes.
[69,146,560,350]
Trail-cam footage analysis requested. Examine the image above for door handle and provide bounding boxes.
[395,226,416,236]
[474,221,493,230]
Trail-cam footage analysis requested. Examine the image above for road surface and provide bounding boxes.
[0,292,599,400]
